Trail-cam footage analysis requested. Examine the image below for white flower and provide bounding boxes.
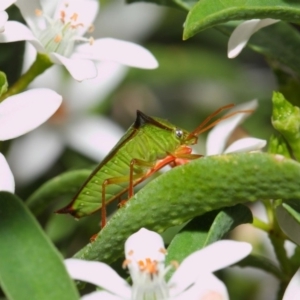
[0,0,15,32]
[7,60,125,185]
[0,88,62,192]
[7,1,164,186]
[0,153,14,192]
[0,0,158,81]
[206,99,266,155]
[65,228,252,300]
[282,268,300,300]
[227,19,279,58]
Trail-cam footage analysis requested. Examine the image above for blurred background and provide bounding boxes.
[0,1,279,299]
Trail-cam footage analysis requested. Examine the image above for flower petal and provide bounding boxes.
[94,0,166,42]
[125,228,166,262]
[50,52,97,81]
[168,240,252,296]
[0,88,62,140]
[0,153,14,192]
[0,0,16,11]
[7,126,65,185]
[0,21,45,52]
[53,0,99,37]
[82,291,123,300]
[65,258,131,298]
[15,0,44,34]
[283,268,300,300]
[65,61,127,113]
[0,11,8,32]
[63,116,123,162]
[172,273,228,300]
[224,137,266,153]
[74,38,158,69]
[228,19,279,58]
[206,99,258,155]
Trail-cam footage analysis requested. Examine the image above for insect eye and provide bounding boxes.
[175,128,183,139]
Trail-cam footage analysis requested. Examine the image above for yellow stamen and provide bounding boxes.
[122,259,131,269]
[138,258,158,274]
[89,37,94,45]
[170,260,179,269]
[35,9,43,16]
[88,24,95,33]
[54,34,62,43]
[60,10,66,23]
[71,13,78,22]
[71,23,84,29]
[159,248,167,255]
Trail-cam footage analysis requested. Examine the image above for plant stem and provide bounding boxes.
[252,217,270,232]
[0,53,53,102]
[269,212,292,277]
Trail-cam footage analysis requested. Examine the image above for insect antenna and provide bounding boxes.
[187,104,254,138]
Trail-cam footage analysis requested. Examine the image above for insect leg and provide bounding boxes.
[171,145,203,166]
[129,159,156,197]
[101,174,141,228]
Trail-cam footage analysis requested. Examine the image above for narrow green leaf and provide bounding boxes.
[276,201,300,245]
[166,204,252,264]
[26,169,92,216]
[74,153,300,264]
[282,202,300,223]
[0,192,79,300]
[184,0,300,39]
[164,204,252,278]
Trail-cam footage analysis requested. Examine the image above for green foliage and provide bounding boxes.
[237,254,287,280]
[276,199,300,245]
[272,92,300,161]
[165,204,253,278]
[268,135,291,158]
[0,72,8,97]
[0,192,79,300]
[26,169,92,216]
[73,153,300,264]
[3,0,300,298]
[183,0,300,39]
[126,0,197,11]
[219,22,300,77]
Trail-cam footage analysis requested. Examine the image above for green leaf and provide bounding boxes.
[183,0,300,39]
[164,204,252,278]
[166,204,252,264]
[237,254,287,280]
[26,169,92,216]
[0,192,79,300]
[126,0,196,11]
[268,134,292,158]
[217,22,300,77]
[0,72,8,97]
[276,200,300,245]
[73,153,300,264]
[272,92,300,161]
[290,246,300,271]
